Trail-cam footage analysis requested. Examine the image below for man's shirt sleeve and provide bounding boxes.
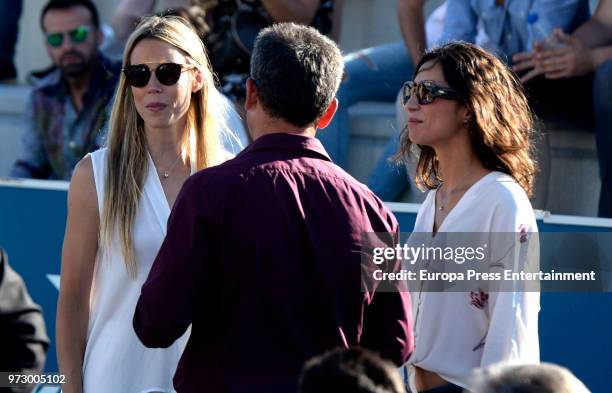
[360,212,414,366]
[133,177,210,348]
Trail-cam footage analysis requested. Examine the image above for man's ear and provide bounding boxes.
[244,78,258,111]
[316,98,338,129]
[191,68,204,93]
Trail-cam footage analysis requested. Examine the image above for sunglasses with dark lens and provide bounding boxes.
[122,63,194,88]
[402,80,461,105]
[46,26,91,48]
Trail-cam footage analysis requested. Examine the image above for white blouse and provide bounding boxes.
[81,148,190,393]
[405,171,540,391]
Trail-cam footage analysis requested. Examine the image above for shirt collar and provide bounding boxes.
[239,132,332,162]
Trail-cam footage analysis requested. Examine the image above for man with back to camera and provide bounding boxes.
[133,22,413,393]
[10,0,120,180]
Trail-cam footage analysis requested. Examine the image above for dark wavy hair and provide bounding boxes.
[396,42,538,197]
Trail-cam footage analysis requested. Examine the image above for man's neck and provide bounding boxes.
[252,129,316,140]
[250,117,316,141]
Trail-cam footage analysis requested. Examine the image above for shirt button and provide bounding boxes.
[69,140,77,150]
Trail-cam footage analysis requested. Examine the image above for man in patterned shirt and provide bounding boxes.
[10,0,119,180]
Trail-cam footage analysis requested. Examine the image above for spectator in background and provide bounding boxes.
[108,0,339,101]
[469,363,591,393]
[0,248,49,393]
[0,0,23,83]
[316,0,420,200]
[513,0,612,217]
[321,0,589,204]
[298,347,405,393]
[438,0,593,213]
[9,0,120,180]
[440,0,589,60]
[134,23,412,393]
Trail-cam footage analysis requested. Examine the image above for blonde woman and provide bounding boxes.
[57,16,229,393]
[398,42,540,392]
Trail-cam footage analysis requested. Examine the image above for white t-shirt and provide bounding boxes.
[405,171,540,390]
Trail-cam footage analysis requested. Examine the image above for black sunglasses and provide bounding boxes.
[402,80,461,105]
[122,63,194,88]
[46,25,91,48]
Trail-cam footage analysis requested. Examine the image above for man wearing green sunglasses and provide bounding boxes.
[10,0,120,180]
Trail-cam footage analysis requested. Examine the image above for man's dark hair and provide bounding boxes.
[250,22,343,128]
[40,0,100,30]
[298,347,405,393]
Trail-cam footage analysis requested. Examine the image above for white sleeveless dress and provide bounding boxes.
[81,148,189,393]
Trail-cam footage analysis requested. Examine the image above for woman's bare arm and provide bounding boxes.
[56,156,99,393]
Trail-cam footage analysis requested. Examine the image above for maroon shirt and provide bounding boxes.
[133,133,413,393]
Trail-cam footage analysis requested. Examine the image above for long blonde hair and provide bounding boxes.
[101,15,224,276]
[396,42,538,197]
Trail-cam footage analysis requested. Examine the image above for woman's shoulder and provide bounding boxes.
[75,149,108,212]
[483,171,531,206]
[69,155,98,212]
[417,188,437,211]
[72,155,94,185]
[88,147,109,162]
[482,171,536,231]
[86,147,110,180]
